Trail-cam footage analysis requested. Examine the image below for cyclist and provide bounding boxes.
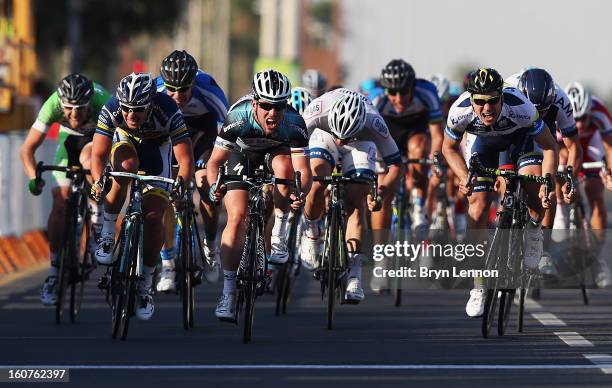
[564,82,612,286]
[300,88,402,302]
[288,87,313,115]
[206,69,312,320]
[302,69,327,97]
[155,50,229,292]
[90,72,194,320]
[373,59,444,236]
[20,73,111,306]
[442,68,558,317]
[505,68,581,275]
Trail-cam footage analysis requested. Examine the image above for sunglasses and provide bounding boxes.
[164,83,192,93]
[257,101,287,111]
[471,95,502,106]
[120,104,149,113]
[385,87,411,96]
[62,103,88,111]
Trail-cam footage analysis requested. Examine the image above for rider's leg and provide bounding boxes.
[407,132,430,229]
[584,176,609,286]
[269,152,295,264]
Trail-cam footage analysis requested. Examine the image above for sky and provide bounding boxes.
[340,0,611,96]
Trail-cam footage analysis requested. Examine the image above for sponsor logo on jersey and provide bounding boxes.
[304,101,322,118]
[289,123,308,140]
[372,117,389,138]
[507,110,531,121]
[556,95,574,118]
[494,117,518,131]
[223,120,244,132]
[450,112,472,126]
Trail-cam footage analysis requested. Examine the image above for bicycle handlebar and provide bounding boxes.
[35,161,90,181]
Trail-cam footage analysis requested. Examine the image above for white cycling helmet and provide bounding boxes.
[252,69,292,103]
[429,73,450,102]
[565,82,592,118]
[328,93,366,139]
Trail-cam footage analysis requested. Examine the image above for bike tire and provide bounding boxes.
[70,196,90,323]
[243,221,258,344]
[179,212,194,330]
[518,288,526,333]
[120,223,140,341]
[56,203,75,325]
[481,224,507,338]
[275,262,289,316]
[327,208,338,330]
[498,289,515,336]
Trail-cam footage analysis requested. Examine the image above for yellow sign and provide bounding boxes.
[254,58,300,87]
[0,17,14,39]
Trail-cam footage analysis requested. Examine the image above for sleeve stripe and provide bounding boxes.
[444,126,462,141]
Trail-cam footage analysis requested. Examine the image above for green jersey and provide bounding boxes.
[32,82,111,136]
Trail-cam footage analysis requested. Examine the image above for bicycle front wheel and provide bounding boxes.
[243,220,259,344]
[70,196,91,322]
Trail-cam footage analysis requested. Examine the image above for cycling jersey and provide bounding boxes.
[303,88,401,166]
[215,96,309,155]
[32,82,111,136]
[96,92,189,144]
[155,70,229,133]
[445,88,544,141]
[372,78,443,134]
[448,88,545,192]
[581,96,612,138]
[505,73,577,138]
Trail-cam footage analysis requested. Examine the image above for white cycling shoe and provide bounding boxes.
[345,277,365,303]
[156,266,176,292]
[95,232,115,265]
[203,241,221,283]
[135,282,154,321]
[215,293,236,321]
[524,224,543,270]
[466,288,485,317]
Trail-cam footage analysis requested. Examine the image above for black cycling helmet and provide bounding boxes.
[380,59,415,91]
[160,50,199,87]
[57,73,94,106]
[517,68,556,112]
[466,68,504,95]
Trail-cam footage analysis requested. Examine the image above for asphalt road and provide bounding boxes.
[2,260,612,387]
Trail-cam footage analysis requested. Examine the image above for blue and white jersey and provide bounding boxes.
[156,70,229,134]
[505,73,576,138]
[96,92,189,144]
[372,78,443,132]
[445,88,544,141]
[303,88,401,166]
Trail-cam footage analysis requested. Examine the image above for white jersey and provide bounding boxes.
[445,88,545,141]
[303,88,401,166]
[505,73,577,137]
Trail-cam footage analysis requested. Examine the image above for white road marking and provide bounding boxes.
[554,332,594,347]
[583,354,612,374]
[531,313,566,326]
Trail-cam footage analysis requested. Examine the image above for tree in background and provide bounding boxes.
[35,0,186,88]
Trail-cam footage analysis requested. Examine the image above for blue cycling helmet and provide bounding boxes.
[116,72,156,108]
[287,87,313,115]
